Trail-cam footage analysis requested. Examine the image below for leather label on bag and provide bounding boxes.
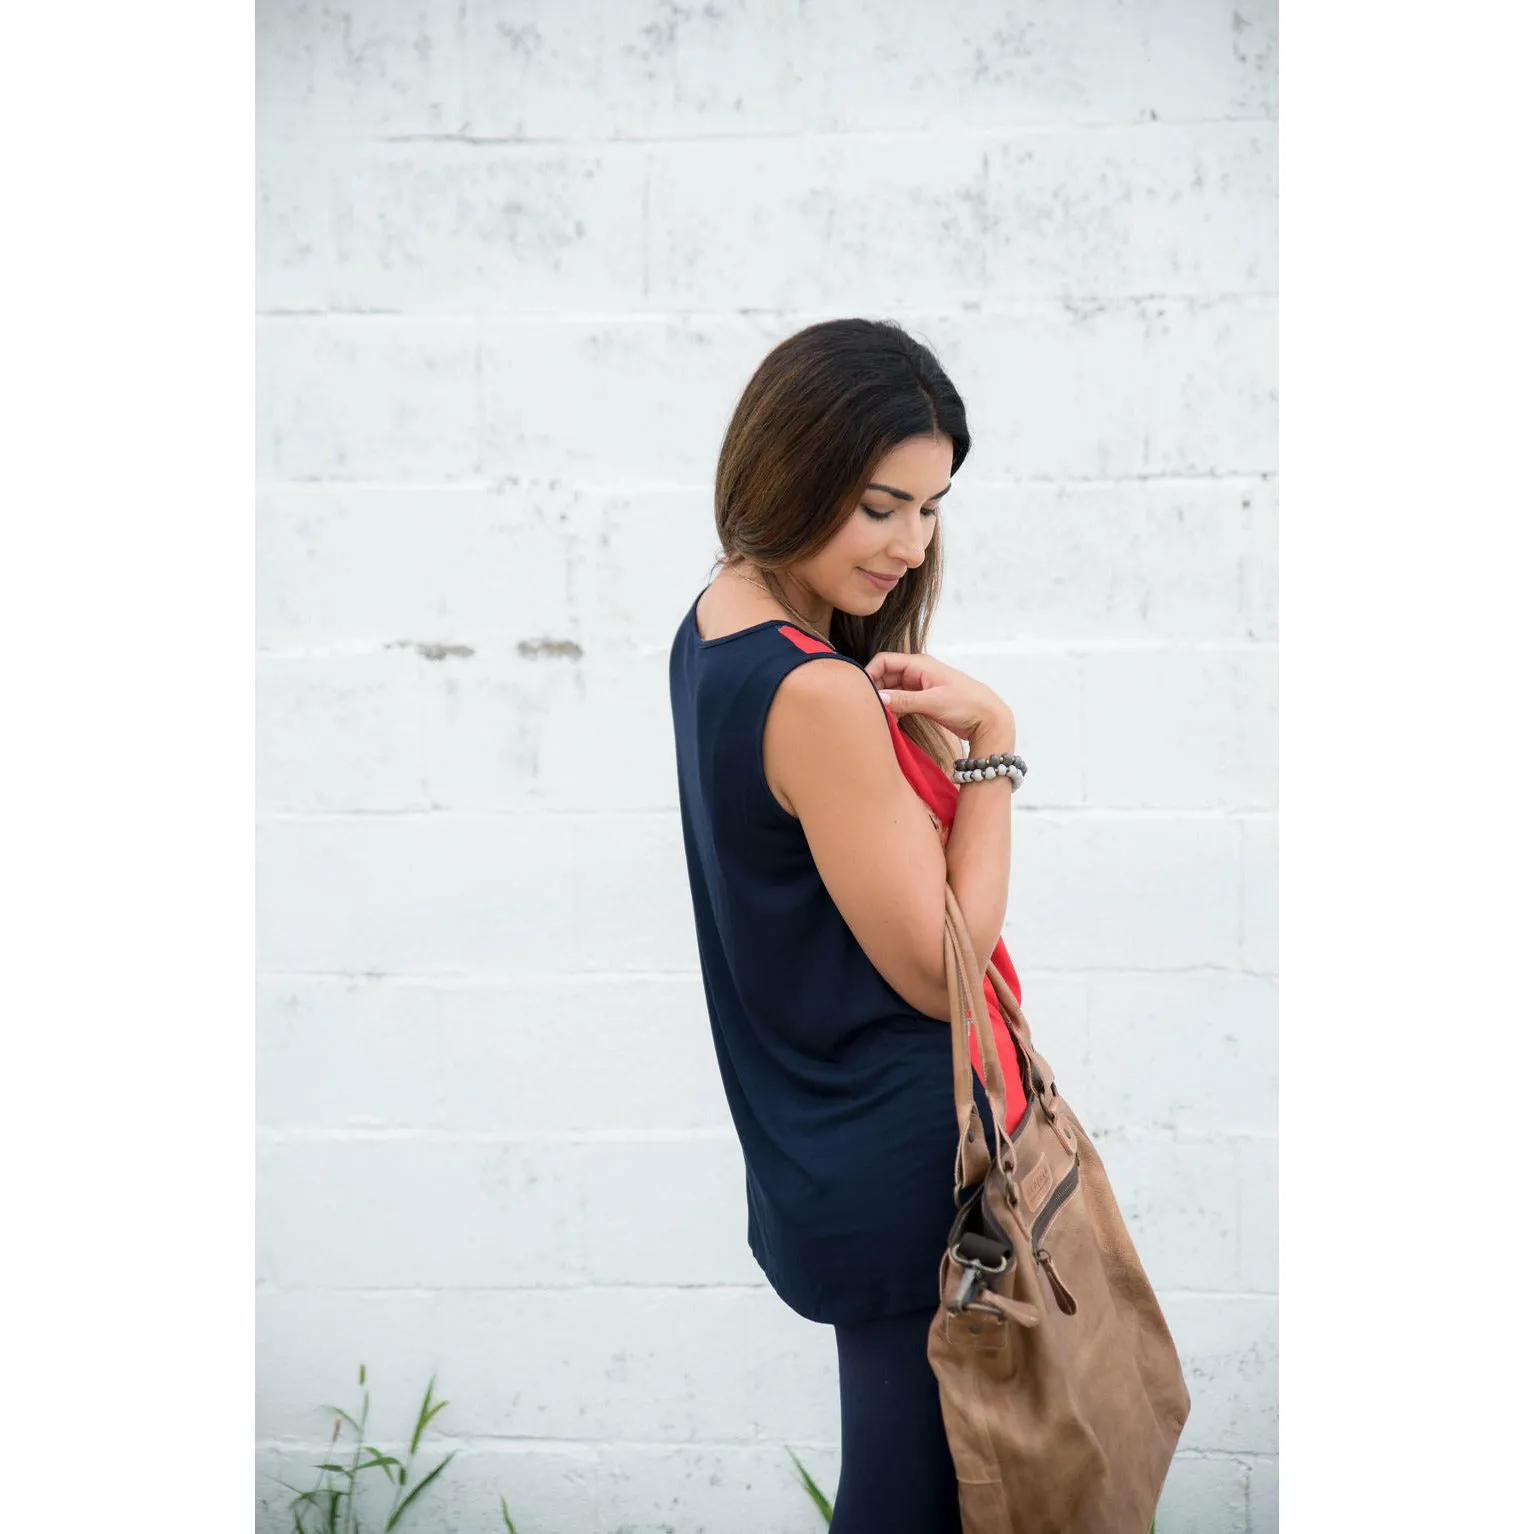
[1020,1154,1054,1213]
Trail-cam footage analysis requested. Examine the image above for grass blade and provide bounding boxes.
[500,1494,518,1532]
[408,1377,437,1456]
[785,1448,833,1523]
[360,1448,405,1479]
[384,1450,457,1531]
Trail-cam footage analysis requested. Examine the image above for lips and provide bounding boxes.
[860,568,900,589]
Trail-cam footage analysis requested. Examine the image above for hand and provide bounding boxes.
[864,651,1012,743]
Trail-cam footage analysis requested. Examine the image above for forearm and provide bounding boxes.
[940,713,1016,985]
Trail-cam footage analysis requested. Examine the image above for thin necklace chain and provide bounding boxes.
[738,568,835,649]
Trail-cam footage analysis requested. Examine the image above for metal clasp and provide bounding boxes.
[948,1243,1008,1313]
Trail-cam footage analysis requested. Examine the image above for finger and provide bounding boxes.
[876,688,924,716]
[865,653,926,690]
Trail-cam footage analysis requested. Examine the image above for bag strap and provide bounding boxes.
[944,886,1007,1191]
[942,884,1060,1202]
[983,951,1059,1105]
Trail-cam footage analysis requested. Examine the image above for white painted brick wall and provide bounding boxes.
[256,2,1278,1529]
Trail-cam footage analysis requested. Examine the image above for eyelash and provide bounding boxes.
[862,505,940,521]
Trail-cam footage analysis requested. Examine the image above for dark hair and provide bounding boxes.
[711,317,971,769]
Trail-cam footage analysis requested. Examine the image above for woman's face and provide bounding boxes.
[793,432,952,617]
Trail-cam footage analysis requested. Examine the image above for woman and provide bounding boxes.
[667,318,1031,1532]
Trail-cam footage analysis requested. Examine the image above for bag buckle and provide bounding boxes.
[948,1241,1009,1312]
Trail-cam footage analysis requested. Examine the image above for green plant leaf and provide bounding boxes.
[384,1450,457,1531]
[359,1449,404,1481]
[409,1376,443,1456]
[323,1405,362,1433]
[500,1494,518,1532]
[408,1398,450,1456]
[785,1447,834,1523]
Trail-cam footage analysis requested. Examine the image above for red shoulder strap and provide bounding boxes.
[776,624,836,656]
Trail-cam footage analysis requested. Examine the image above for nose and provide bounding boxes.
[889,514,927,570]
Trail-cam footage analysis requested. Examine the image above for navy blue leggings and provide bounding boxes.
[829,1304,963,1533]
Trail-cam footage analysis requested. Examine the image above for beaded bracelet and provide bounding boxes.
[952,751,1029,793]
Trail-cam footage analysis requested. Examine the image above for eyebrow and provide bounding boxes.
[866,481,953,503]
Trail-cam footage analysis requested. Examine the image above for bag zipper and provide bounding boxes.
[1029,1157,1081,1315]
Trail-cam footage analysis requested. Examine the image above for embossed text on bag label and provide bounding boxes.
[1020,1154,1053,1213]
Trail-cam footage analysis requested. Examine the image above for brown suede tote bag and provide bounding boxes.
[928,883,1192,1533]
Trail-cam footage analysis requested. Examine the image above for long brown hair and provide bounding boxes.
[710,317,972,772]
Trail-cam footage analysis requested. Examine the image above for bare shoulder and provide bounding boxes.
[762,654,886,817]
[756,647,950,1019]
[771,651,883,732]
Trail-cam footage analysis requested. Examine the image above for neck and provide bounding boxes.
[771,569,834,636]
[732,561,834,640]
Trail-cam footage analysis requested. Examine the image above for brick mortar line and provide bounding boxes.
[255,472,1278,490]
[254,1280,771,1294]
[258,470,1277,488]
[255,638,1278,659]
[254,963,1278,982]
[253,293,1277,324]
[257,1434,1277,1456]
[256,294,1280,318]
[257,1127,740,1143]
[254,1128,1277,1145]
[254,1281,1276,1298]
[255,806,1277,822]
[255,964,1277,984]
[258,117,1278,152]
[255,1435,836,1453]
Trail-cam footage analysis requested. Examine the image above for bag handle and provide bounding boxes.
[942,884,1061,1203]
[983,956,1059,1104]
[944,885,1008,1192]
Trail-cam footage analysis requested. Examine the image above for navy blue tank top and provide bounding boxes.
[668,586,1002,1325]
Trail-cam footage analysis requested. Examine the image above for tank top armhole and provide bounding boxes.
[753,649,885,829]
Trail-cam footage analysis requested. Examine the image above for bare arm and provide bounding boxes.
[863,652,1018,1010]
[763,659,954,1019]
[939,711,1016,979]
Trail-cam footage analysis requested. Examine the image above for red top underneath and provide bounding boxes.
[777,625,1028,1134]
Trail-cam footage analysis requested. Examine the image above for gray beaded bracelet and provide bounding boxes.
[953,751,1028,793]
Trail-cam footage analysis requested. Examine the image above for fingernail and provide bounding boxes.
[878,690,891,703]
